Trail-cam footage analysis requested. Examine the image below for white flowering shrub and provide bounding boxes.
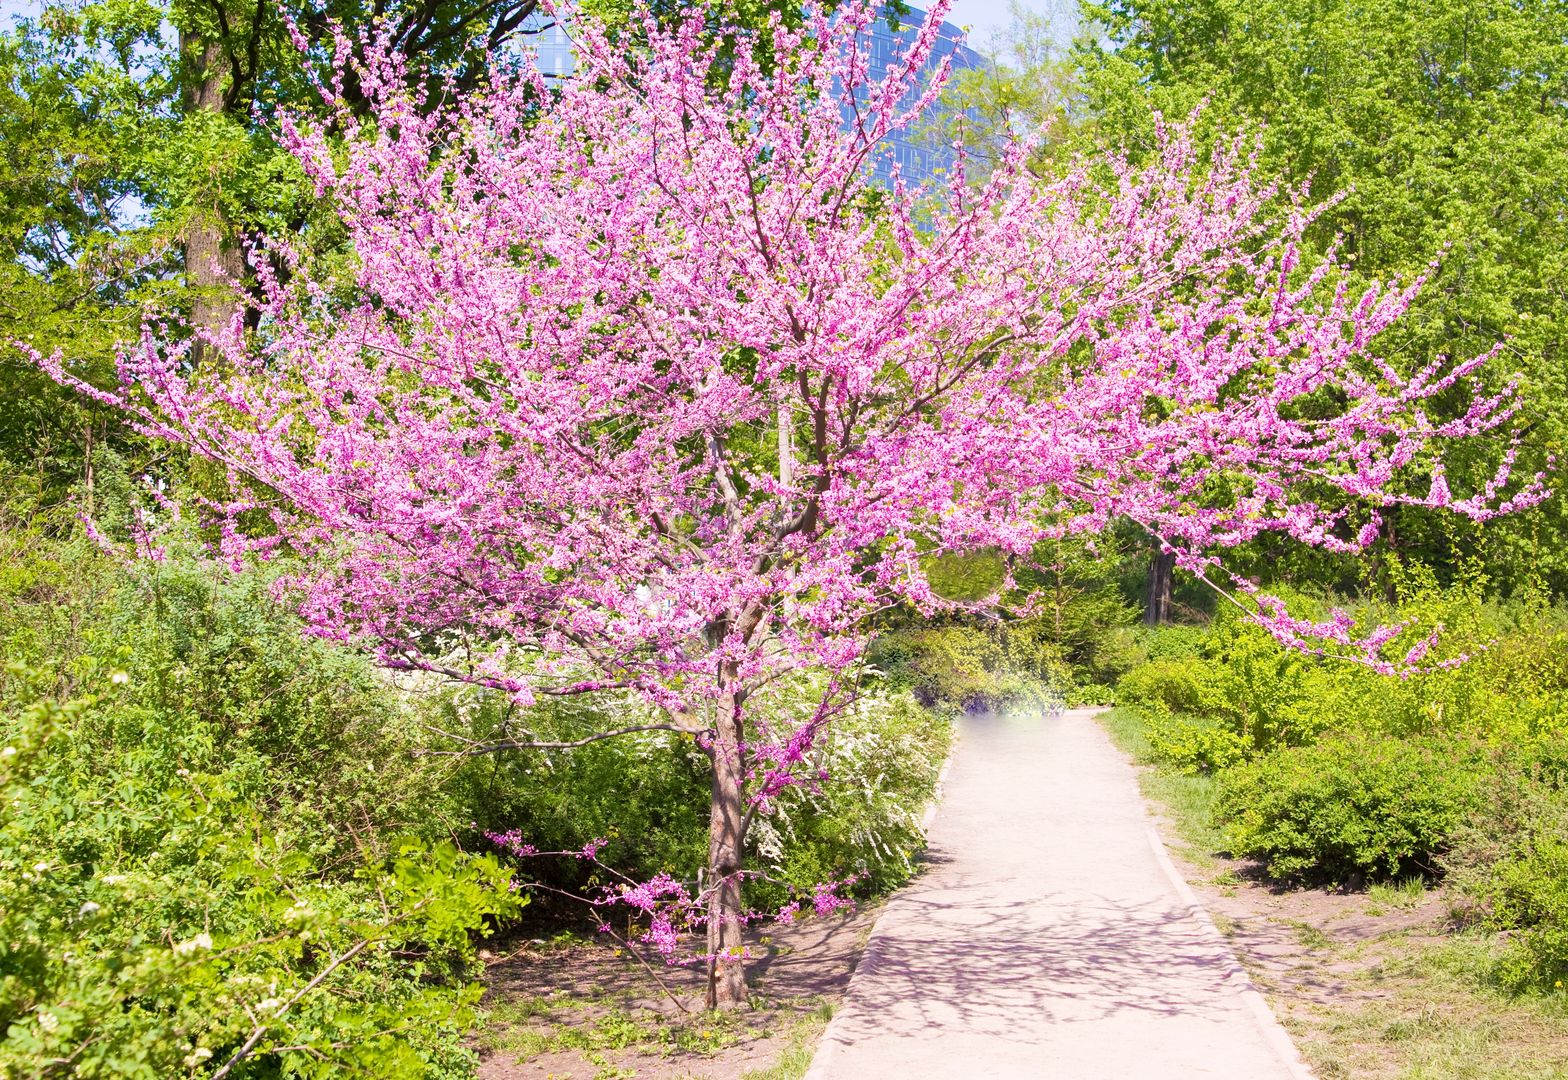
[748,684,951,903]
[0,533,520,1078]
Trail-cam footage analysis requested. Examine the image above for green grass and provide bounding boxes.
[1287,919,1333,951]
[480,993,834,1077]
[480,996,754,1058]
[1295,936,1568,1079]
[1099,706,1225,864]
[738,1002,835,1080]
[1366,875,1428,915]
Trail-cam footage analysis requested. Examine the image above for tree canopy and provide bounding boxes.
[1076,0,1568,591]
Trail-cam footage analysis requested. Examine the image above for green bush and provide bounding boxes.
[1136,623,1208,661]
[0,481,959,1076]
[920,539,1139,686]
[1215,734,1490,883]
[1116,613,1328,754]
[1445,753,1568,992]
[874,623,1063,715]
[1116,655,1220,715]
[1145,708,1249,775]
[0,531,522,1077]
[447,687,712,890]
[1476,821,1568,992]
[0,688,518,1079]
[1115,577,1568,984]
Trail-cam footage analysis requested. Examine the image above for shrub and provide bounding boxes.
[1215,734,1490,883]
[456,673,951,915]
[1135,623,1208,662]
[1475,818,1568,992]
[1116,655,1220,715]
[0,669,519,1080]
[451,687,712,891]
[0,520,524,1077]
[1445,751,1568,992]
[1145,708,1249,774]
[874,624,1062,714]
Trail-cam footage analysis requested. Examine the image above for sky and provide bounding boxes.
[945,0,1072,48]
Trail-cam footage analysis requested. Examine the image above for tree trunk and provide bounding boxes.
[1379,515,1400,605]
[1143,548,1174,626]
[705,679,749,1010]
[180,31,246,362]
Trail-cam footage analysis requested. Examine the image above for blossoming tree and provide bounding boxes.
[43,0,1544,1006]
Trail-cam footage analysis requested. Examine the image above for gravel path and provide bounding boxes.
[805,708,1314,1080]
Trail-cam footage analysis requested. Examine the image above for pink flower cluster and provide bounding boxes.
[482,829,538,858]
[774,875,864,925]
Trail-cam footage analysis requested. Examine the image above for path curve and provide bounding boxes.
[806,708,1313,1080]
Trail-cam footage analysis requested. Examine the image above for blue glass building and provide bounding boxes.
[853,7,985,186]
[518,5,986,187]
[521,15,578,78]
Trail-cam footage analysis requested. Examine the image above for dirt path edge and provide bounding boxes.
[1142,821,1317,1080]
[801,726,959,1080]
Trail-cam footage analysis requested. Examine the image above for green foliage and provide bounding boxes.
[458,677,951,910]
[1446,755,1568,992]
[0,517,522,1077]
[0,459,961,1069]
[1116,581,1568,998]
[1076,0,1568,589]
[0,0,575,506]
[1143,708,1248,775]
[926,0,1077,177]
[1116,607,1330,763]
[890,537,1139,710]
[1215,733,1490,882]
[1117,655,1221,716]
[873,622,1066,715]
[448,689,712,891]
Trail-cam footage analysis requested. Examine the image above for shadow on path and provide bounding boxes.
[807,709,1311,1080]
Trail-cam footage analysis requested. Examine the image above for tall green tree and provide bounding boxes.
[1077,0,1568,594]
[1,0,850,508]
[0,0,547,504]
[926,0,1080,177]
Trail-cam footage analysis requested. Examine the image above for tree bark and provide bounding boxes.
[1143,547,1174,626]
[704,676,749,1010]
[180,30,246,362]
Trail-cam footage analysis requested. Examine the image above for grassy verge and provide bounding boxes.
[1097,705,1568,1080]
[480,992,763,1059]
[1296,937,1568,1080]
[478,978,835,1078]
[1098,706,1226,866]
[479,959,846,1072]
[738,1002,835,1080]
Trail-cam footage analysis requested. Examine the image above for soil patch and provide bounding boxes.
[475,906,876,1079]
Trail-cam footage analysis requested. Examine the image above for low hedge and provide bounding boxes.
[1215,734,1490,883]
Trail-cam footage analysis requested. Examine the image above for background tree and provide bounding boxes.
[0,0,548,505]
[1075,0,1568,598]
[925,0,1079,177]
